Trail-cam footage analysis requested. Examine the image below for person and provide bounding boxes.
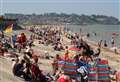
[25,44,34,58]
[12,58,19,75]
[13,59,25,77]
[57,70,72,82]
[116,70,120,82]
[0,43,4,56]
[98,40,102,48]
[12,34,17,48]
[52,54,61,75]
[94,32,97,36]
[111,37,115,47]
[23,63,32,81]
[31,57,47,82]
[104,40,108,47]
[28,34,34,46]
[17,33,27,48]
[86,33,90,38]
[20,33,27,48]
[94,48,101,57]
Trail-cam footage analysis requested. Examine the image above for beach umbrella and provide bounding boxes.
[68,47,80,51]
[61,53,75,60]
[68,47,80,57]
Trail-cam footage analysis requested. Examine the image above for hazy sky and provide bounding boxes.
[0,0,120,19]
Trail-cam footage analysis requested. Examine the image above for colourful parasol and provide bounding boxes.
[68,47,80,51]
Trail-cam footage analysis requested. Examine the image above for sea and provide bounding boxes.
[67,25,120,48]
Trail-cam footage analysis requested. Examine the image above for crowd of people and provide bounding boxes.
[0,25,120,82]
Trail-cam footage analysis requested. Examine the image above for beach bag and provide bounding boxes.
[77,66,88,80]
[97,59,110,81]
[77,66,88,76]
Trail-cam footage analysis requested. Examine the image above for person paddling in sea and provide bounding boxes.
[86,33,90,38]
[104,40,108,47]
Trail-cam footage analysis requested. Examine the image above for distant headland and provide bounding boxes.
[2,13,120,25]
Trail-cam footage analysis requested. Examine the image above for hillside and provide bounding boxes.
[3,13,120,25]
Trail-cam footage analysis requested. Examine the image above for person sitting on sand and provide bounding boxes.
[12,58,19,75]
[94,48,101,57]
[116,70,120,82]
[31,57,47,82]
[20,33,27,48]
[57,70,72,82]
[0,42,4,56]
[23,63,32,81]
[13,59,25,77]
[17,33,27,49]
[52,54,62,75]
[25,44,34,58]
[12,34,17,48]
[57,69,72,82]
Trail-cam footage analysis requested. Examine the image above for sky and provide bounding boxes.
[0,0,120,20]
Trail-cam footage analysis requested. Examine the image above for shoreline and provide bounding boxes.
[85,38,120,54]
[66,28,120,54]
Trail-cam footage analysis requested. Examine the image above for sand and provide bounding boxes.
[0,29,120,82]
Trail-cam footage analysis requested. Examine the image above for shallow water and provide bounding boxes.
[67,24,120,47]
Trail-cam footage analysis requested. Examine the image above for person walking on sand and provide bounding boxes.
[98,40,102,48]
[111,37,115,47]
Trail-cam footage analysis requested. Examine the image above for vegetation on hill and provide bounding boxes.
[3,13,120,25]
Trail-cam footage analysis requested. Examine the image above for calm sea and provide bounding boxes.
[67,25,120,48]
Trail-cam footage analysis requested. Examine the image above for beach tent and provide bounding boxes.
[58,59,78,79]
[58,51,78,78]
[88,59,110,81]
[88,65,98,81]
[97,59,110,81]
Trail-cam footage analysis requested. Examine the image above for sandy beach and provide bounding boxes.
[0,29,120,82]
